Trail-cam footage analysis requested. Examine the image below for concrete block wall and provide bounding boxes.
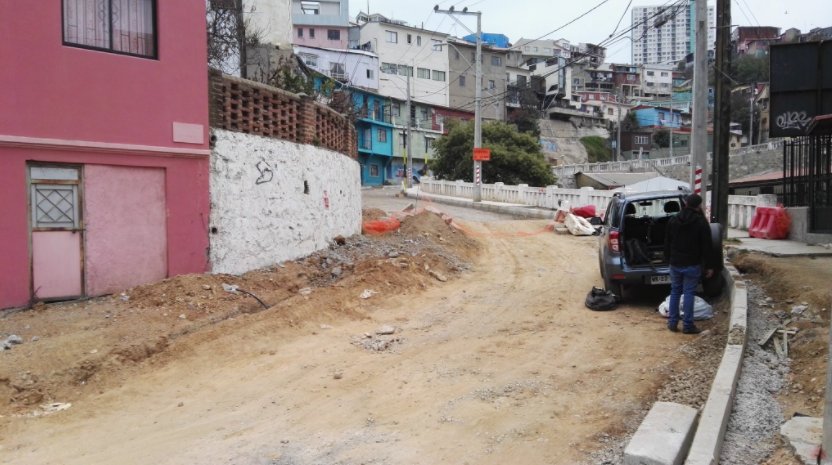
[208,69,357,159]
[209,129,361,275]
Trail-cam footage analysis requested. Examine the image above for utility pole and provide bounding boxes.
[236,0,247,79]
[405,70,413,189]
[691,0,709,195]
[616,103,622,162]
[711,0,731,231]
[749,85,755,146]
[669,83,674,158]
[434,5,483,202]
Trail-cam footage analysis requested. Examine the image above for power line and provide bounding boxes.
[452,0,689,111]
[508,0,614,51]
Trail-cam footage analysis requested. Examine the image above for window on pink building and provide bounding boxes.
[63,0,156,58]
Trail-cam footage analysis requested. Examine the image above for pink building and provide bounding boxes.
[0,1,211,309]
[292,0,350,49]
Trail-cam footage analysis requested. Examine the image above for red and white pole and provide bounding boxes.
[694,165,703,194]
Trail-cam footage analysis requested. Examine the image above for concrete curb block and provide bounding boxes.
[684,264,747,465]
[403,190,555,219]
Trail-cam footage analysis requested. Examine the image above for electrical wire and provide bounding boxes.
[507,0,614,51]
[451,0,689,112]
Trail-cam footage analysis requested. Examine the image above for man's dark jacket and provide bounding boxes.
[664,207,713,268]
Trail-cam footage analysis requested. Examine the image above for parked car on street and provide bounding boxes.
[598,189,724,300]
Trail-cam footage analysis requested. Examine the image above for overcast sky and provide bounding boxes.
[349,0,828,62]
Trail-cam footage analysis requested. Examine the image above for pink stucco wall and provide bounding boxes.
[0,2,209,149]
[0,149,210,309]
[0,2,210,309]
[84,165,168,296]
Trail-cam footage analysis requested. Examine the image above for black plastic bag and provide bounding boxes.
[585,286,619,311]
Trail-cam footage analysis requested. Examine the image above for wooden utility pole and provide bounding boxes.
[711,0,731,231]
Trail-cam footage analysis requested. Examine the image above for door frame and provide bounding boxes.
[27,162,86,302]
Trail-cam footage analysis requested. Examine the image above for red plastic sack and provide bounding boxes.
[571,205,597,218]
[362,217,401,235]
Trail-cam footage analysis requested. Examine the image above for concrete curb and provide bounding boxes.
[684,264,747,465]
[403,190,555,219]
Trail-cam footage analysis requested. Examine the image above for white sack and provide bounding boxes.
[657,295,714,320]
[565,213,595,236]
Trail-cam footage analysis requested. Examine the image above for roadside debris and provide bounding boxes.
[360,289,377,299]
[3,334,23,350]
[222,283,269,309]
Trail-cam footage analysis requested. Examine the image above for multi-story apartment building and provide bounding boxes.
[732,26,780,56]
[355,13,450,107]
[446,38,508,121]
[292,0,351,49]
[295,45,379,90]
[631,0,714,65]
[641,63,675,98]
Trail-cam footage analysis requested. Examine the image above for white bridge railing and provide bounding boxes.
[420,178,778,232]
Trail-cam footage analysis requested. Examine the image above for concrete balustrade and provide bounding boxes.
[421,178,775,229]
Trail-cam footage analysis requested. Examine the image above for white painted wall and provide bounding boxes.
[210,129,361,275]
[246,0,293,49]
[294,45,380,90]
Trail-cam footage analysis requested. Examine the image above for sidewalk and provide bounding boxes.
[727,229,832,257]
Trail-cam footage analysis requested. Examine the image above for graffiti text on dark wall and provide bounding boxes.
[776,111,813,132]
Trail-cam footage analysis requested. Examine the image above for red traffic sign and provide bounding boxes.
[473,148,491,161]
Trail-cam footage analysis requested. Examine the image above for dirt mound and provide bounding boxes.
[0,224,480,416]
[398,210,479,259]
[362,208,388,221]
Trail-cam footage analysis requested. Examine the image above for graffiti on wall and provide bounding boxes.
[255,160,274,185]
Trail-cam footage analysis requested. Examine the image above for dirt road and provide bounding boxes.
[1,214,720,465]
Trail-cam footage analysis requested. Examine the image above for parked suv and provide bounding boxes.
[598,189,724,299]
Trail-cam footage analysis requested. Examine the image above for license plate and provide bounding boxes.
[649,275,671,285]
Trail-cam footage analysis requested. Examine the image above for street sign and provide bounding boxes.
[473,148,491,161]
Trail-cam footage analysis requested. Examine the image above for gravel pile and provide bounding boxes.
[719,281,789,464]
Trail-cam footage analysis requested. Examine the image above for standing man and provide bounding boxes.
[664,193,714,334]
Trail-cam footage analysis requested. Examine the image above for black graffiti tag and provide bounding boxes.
[255,160,274,185]
[776,111,812,131]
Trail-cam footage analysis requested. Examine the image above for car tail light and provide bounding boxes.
[609,230,620,253]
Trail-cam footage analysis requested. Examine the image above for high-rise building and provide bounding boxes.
[631,0,714,65]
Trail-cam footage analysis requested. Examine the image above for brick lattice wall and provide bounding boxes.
[209,69,357,159]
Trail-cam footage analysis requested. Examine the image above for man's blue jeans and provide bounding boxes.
[668,265,701,330]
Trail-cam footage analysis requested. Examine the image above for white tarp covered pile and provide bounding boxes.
[564,213,595,236]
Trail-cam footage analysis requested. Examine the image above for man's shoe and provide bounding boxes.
[683,326,702,334]
[667,323,679,332]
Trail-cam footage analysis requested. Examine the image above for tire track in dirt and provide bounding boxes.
[1,220,694,465]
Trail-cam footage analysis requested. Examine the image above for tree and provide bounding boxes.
[580,136,612,163]
[206,0,262,77]
[733,55,769,84]
[506,85,541,137]
[430,120,556,186]
[653,129,670,148]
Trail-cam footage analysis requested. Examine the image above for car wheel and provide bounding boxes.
[702,223,726,298]
[710,223,725,271]
[603,272,624,301]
